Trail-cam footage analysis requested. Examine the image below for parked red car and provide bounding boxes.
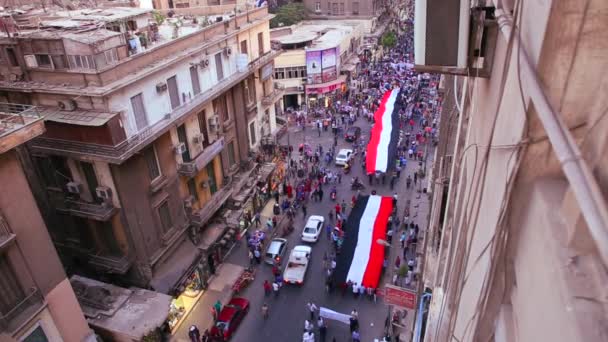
[210,298,250,340]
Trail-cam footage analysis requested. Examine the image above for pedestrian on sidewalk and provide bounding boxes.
[319,322,327,342]
[414,171,418,185]
[400,231,407,249]
[307,302,318,320]
[188,325,201,342]
[253,212,261,227]
[201,329,210,342]
[272,281,280,297]
[303,330,315,342]
[248,250,254,267]
[352,282,359,298]
[214,300,222,316]
[305,319,314,332]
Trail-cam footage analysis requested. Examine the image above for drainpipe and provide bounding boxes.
[494,8,608,266]
[413,292,432,342]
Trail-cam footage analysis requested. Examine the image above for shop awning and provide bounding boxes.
[306,75,347,95]
[150,238,201,294]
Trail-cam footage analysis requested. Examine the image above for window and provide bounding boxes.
[0,254,25,318]
[244,79,253,105]
[190,66,201,95]
[167,75,180,109]
[214,53,224,81]
[6,48,18,66]
[240,40,248,54]
[327,1,331,13]
[197,110,207,135]
[68,55,96,70]
[177,124,191,162]
[315,2,321,11]
[143,146,161,181]
[206,163,217,194]
[80,162,100,203]
[227,141,236,167]
[187,178,198,201]
[130,93,148,131]
[51,55,67,69]
[353,1,359,14]
[257,32,264,55]
[339,2,345,14]
[96,221,122,257]
[249,121,256,145]
[35,54,52,68]
[21,324,49,342]
[158,202,173,233]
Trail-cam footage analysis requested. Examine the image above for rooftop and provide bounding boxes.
[71,275,172,340]
[52,7,151,22]
[272,21,361,49]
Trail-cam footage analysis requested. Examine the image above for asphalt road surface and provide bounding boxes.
[225,115,425,342]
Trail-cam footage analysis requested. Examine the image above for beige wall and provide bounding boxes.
[423,0,608,341]
[44,278,95,342]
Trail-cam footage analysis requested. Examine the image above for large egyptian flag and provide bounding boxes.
[334,195,394,289]
[366,88,401,174]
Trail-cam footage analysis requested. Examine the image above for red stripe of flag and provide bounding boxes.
[361,196,394,288]
[366,91,392,174]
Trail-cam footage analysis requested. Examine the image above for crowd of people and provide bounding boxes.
[188,5,443,342]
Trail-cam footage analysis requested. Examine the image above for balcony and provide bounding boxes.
[178,137,225,178]
[0,103,45,154]
[0,211,16,251]
[0,287,44,333]
[57,198,118,222]
[261,88,285,107]
[189,182,233,227]
[30,49,283,165]
[88,253,133,274]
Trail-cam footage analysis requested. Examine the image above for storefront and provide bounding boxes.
[166,255,211,332]
[306,75,348,108]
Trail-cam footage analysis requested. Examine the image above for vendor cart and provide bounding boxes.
[232,268,256,293]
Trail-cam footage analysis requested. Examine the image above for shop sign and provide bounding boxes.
[261,62,274,81]
[306,81,344,95]
[383,284,417,309]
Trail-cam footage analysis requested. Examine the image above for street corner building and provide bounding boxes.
[334,195,393,289]
[366,88,402,174]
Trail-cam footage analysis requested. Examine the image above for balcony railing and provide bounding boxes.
[58,199,118,222]
[0,287,44,333]
[30,49,282,165]
[261,88,285,107]
[0,211,16,251]
[189,182,233,227]
[178,137,225,178]
[88,253,133,274]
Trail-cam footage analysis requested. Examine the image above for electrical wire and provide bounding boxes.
[446,0,522,339]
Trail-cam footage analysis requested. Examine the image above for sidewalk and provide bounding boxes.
[172,262,244,341]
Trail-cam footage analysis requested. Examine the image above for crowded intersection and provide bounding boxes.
[181,10,442,342]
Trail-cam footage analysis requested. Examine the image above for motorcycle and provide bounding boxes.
[351,177,365,190]
[330,188,337,201]
[343,163,351,175]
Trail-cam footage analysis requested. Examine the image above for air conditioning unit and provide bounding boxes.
[174,142,187,155]
[414,1,496,77]
[208,115,219,128]
[66,181,82,194]
[199,59,210,68]
[192,133,205,144]
[8,73,22,82]
[224,47,232,57]
[58,100,77,111]
[156,82,168,93]
[184,196,195,208]
[297,85,305,91]
[24,55,37,68]
[95,186,112,200]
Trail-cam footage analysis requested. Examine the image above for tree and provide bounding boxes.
[270,3,308,28]
[381,31,397,49]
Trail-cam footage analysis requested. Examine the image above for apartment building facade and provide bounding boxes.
[303,0,385,19]
[0,6,280,298]
[0,105,94,341]
[421,1,608,341]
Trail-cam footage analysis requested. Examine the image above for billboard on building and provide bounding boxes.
[306,50,323,84]
[306,47,340,85]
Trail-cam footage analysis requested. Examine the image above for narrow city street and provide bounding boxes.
[224,116,433,342]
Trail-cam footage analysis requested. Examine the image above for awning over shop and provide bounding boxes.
[306,75,347,95]
[150,238,201,294]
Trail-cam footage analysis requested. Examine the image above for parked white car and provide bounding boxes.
[335,149,353,166]
[301,215,325,243]
[283,245,312,285]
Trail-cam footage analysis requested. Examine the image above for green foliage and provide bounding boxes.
[381,31,397,49]
[153,11,165,25]
[270,3,308,28]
